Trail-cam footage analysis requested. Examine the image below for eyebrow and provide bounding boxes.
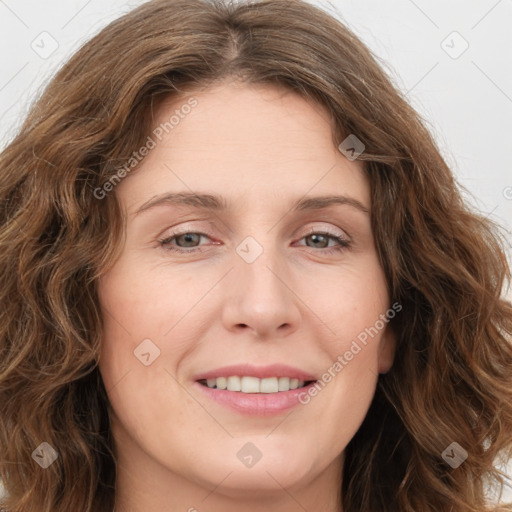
[134,192,370,216]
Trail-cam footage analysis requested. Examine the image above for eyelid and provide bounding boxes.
[159,223,349,243]
[157,222,352,255]
[300,225,349,241]
[161,224,215,238]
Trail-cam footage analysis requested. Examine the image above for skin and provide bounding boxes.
[97,80,396,512]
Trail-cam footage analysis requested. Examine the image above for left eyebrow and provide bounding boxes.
[134,192,370,216]
[292,194,369,215]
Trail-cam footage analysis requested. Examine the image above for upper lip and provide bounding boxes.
[194,363,318,382]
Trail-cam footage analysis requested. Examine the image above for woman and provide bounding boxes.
[0,0,511,511]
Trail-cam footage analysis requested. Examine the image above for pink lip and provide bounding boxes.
[193,381,317,417]
[193,363,317,382]
[192,364,318,417]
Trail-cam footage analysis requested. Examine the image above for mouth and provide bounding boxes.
[193,364,318,415]
[197,376,317,393]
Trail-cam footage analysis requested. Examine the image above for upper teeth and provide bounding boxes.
[205,376,307,393]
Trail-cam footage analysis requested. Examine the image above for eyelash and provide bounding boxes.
[157,228,351,255]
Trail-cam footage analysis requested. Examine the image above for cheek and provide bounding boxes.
[299,255,389,423]
[96,262,165,394]
[308,256,389,346]
[96,266,196,450]
[326,365,378,455]
[96,258,212,408]
[97,256,214,338]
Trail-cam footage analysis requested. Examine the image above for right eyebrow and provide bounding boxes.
[134,192,229,216]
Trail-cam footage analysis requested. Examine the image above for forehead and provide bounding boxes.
[116,81,370,213]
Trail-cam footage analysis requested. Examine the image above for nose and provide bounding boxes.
[221,240,301,340]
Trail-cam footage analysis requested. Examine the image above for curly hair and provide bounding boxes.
[1,0,511,511]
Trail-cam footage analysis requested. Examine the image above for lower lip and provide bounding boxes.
[194,381,316,416]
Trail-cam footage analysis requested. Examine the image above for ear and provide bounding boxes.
[377,324,397,374]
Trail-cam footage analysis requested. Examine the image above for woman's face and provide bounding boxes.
[97,81,396,504]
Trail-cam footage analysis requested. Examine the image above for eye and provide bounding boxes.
[294,229,351,254]
[158,227,351,255]
[158,231,214,253]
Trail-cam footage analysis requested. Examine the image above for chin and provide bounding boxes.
[199,462,314,498]
[188,437,325,495]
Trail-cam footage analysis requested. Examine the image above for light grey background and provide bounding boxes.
[0,0,511,505]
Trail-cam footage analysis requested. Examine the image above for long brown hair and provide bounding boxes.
[1,0,511,510]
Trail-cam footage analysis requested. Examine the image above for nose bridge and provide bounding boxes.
[222,232,300,338]
[236,233,287,304]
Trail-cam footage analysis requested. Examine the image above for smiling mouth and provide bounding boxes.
[197,376,316,393]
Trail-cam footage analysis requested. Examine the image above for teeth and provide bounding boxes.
[260,377,279,393]
[216,377,227,390]
[278,377,290,391]
[241,376,260,393]
[203,376,308,393]
[227,376,241,391]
